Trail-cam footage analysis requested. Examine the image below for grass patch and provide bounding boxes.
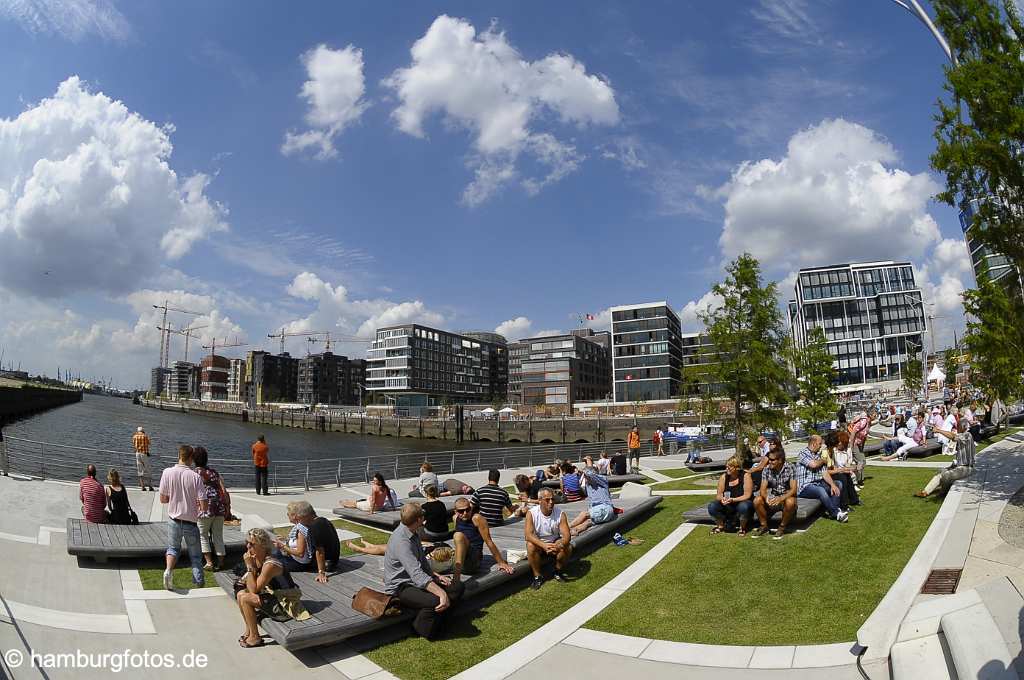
[653,474,720,491]
[919,453,955,462]
[652,468,700,479]
[586,467,942,645]
[363,496,707,680]
[977,426,1023,453]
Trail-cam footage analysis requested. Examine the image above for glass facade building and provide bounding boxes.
[514,329,611,412]
[611,302,683,402]
[788,261,927,387]
[960,198,1024,298]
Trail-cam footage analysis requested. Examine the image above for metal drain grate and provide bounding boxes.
[920,569,962,594]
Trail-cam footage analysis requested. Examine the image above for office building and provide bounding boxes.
[787,260,927,387]
[518,329,612,412]
[679,332,719,396]
[960,198,1024,299]
[200,355,230,401]
[507,342,528,405]
[611,302,683,402]
[297,352,343,405]
[365,324,508,410]
[149,367,171,398]
[245,351,299,405]
[227,359,246,401]
[340,358,367,406]
[168,361,199,400]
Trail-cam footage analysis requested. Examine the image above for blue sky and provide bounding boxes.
[0,1,976,388]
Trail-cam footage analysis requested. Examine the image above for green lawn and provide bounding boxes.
[362,496,707,680]
[586,467,942,645]
[977,426,1023,453]
[919,453,955,462]
[653,474,720,491]
[651,468,700,479]
[139,518,391,589]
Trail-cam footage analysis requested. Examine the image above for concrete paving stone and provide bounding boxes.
[640,640,756,668]
[941,602,1016,680]
[974,577,1024,650]
[974,542,1024,569]
[933,503,978,570]
[563,628,651,658]
[315,642,384,679]
[789,641,860,668]
[958,556,1024,593]
[747,645,796,669]
[890,633,955,680]
[0,538,126,614]
[979,500,1008,523]
[898,590,982,642]
[971,519,1010,556]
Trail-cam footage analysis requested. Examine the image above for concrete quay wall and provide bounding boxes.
[0,384,82,420]
[140,398,691,444]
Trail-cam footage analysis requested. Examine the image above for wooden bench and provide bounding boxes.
[686,460,727,472]
[682,497,823,524]
[66,518,246,563]
[219,495,662,650]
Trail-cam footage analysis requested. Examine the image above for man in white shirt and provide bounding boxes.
[524,488,571,591]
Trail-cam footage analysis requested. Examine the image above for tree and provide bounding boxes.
[962,278,1024,399]
[931,0,1024,276]
[944,346,960,383]
[786,328,838,434]
[904,355,924,398]
[698,254,791,452]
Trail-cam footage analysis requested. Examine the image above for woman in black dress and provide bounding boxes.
[105,469,133,524]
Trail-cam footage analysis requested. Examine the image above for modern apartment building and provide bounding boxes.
[679,332,719,396]
[611,302,683,402]
[507,341,528,405]
[960,198,1024,298]
[340,358,367,406]
[788,261,927,387]
[227,359,246,402]
[297,352,341,405]
[199,355,230,401]
[517,329,612,412]
[245,350,299,405]
[168,361,199,400]
[150,367,170,398]
[364,324,508,410]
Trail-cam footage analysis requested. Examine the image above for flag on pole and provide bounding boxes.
[585,313,595,321]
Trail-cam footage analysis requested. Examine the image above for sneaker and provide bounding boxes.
[162,569,173,591]
[530,577,544,591]
[836,510,850,523]
[553,571,568,582]
[772,528,786,540]
[612,532,629,547]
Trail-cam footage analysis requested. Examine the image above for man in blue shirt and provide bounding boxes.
[568,457,615,536]
[796,435,848,523]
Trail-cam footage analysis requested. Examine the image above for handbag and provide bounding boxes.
[351,587,400,618]
[127,508,139,525]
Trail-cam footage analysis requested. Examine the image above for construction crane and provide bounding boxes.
[307,332,373,354]
[267,328,325,355]
[156,324,210,364]
[201,337,248,359]
[153,301,202,372]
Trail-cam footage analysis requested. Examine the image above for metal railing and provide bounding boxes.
[0,434,722,492]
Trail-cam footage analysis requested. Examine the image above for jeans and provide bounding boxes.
[831,472,859,509]
[924,466,973,495]
[395,580,466,639]
[254,466,269,495]
[895,436,918,460]
[708,499,753,525]
[166,519,204,585]
[798,480,843,519]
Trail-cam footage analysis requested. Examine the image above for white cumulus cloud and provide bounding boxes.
[494,316,533,340]
[0,76,228,298]
[678,291,723,333]
[282,44,368,160]
[384,15,619,204]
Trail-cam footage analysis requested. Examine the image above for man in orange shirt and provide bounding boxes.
[627,426,641,472]
[132,426,153,491]
[252,434,270,495]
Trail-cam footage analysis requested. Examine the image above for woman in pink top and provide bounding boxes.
[339,473,396,514]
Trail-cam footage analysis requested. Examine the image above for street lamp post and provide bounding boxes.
[888,0,957,65]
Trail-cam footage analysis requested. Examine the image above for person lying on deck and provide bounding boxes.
[707,456,753,536]
[525,488,572,590]
[452,498,514,578]
[339,473,398,514]
[752,449,797,540]
[439,478,474,497]
[383,503,465,640]
[569,460,615,537]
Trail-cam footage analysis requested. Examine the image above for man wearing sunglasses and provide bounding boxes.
[525,488,572,589]
[452,499,514,580]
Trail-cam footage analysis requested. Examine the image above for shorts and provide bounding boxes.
[590,503,614,525]
[355,499,372,512]
[763,497,789,515]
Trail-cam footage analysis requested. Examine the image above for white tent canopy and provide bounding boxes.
[499,407,517,413]
[480,407,496,414]
[927,364,946,383]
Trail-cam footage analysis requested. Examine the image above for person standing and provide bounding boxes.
[252,434,269,495]
[836,404,847,427]
[159,445,204,590]
[847,410,875,486]
[132,427,153,491]
[79,464,107,523]
[627,426,641,472]
[652,428,663,456]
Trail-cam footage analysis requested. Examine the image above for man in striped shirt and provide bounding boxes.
[471,469,513,527]
[79,464,107,523]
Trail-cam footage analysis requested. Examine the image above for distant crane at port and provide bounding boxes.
[156,323,209,364]
[267,328,325,355]
[153,301,202,373]
[201,337,248,359]
[307,332,373,354]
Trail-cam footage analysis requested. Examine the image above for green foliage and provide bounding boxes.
[931,0,1024,275]
[786,327,838,433]
[944,347,960,381]
[904,355,924,397]
[698,254,791,449]
[962,279,1024,399]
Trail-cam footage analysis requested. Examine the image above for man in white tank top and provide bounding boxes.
[525,488,572,591]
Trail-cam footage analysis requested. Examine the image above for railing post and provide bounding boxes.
[364,459,370,483]
[40,442,46,479]
[450,452,455,475]
[336,461,342,486]
[304,461,310,492]
[394,458,399,481]
[0,438,8,476]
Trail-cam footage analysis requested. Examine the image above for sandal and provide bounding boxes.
[737,528,747,537]
[239,637,265,648]
[710,526,724,535]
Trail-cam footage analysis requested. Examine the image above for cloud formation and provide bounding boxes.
[282,44,368,160]
[0,77,227,298]
[494,316,533,340]
[384,15,619,204]
[0,0,131,41]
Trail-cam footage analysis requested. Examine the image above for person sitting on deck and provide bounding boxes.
[301,506,341,583]
[915,417,976,498]
[559,461,585,502]
[796,435,849,523]
[80,464,107,523]
[409,462,439,498]
[105,469,134,525]
[752,448,798,540]
[512,474,540,518]
[383,503,465,640]
[822,430,861,508]
[880,410,923,461]
[708,456,753,535]
[236,527,309,648]
[525,488,572,590]
[421,484,451,540]
[273,501,314,572]
[569,459,615,537]
[470,469,513,527]
[452,498,514,579]
[596,451,611,475]
[610,450,628,476]
[339,473,398,514]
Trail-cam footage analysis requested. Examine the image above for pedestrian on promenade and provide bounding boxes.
[79,464,107,523]
[159,445,204,590]
[652,428,664,456]
[133,426,153,491]
[252,434,269,495]
[627,426,641,472]
[194,446,227,571]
